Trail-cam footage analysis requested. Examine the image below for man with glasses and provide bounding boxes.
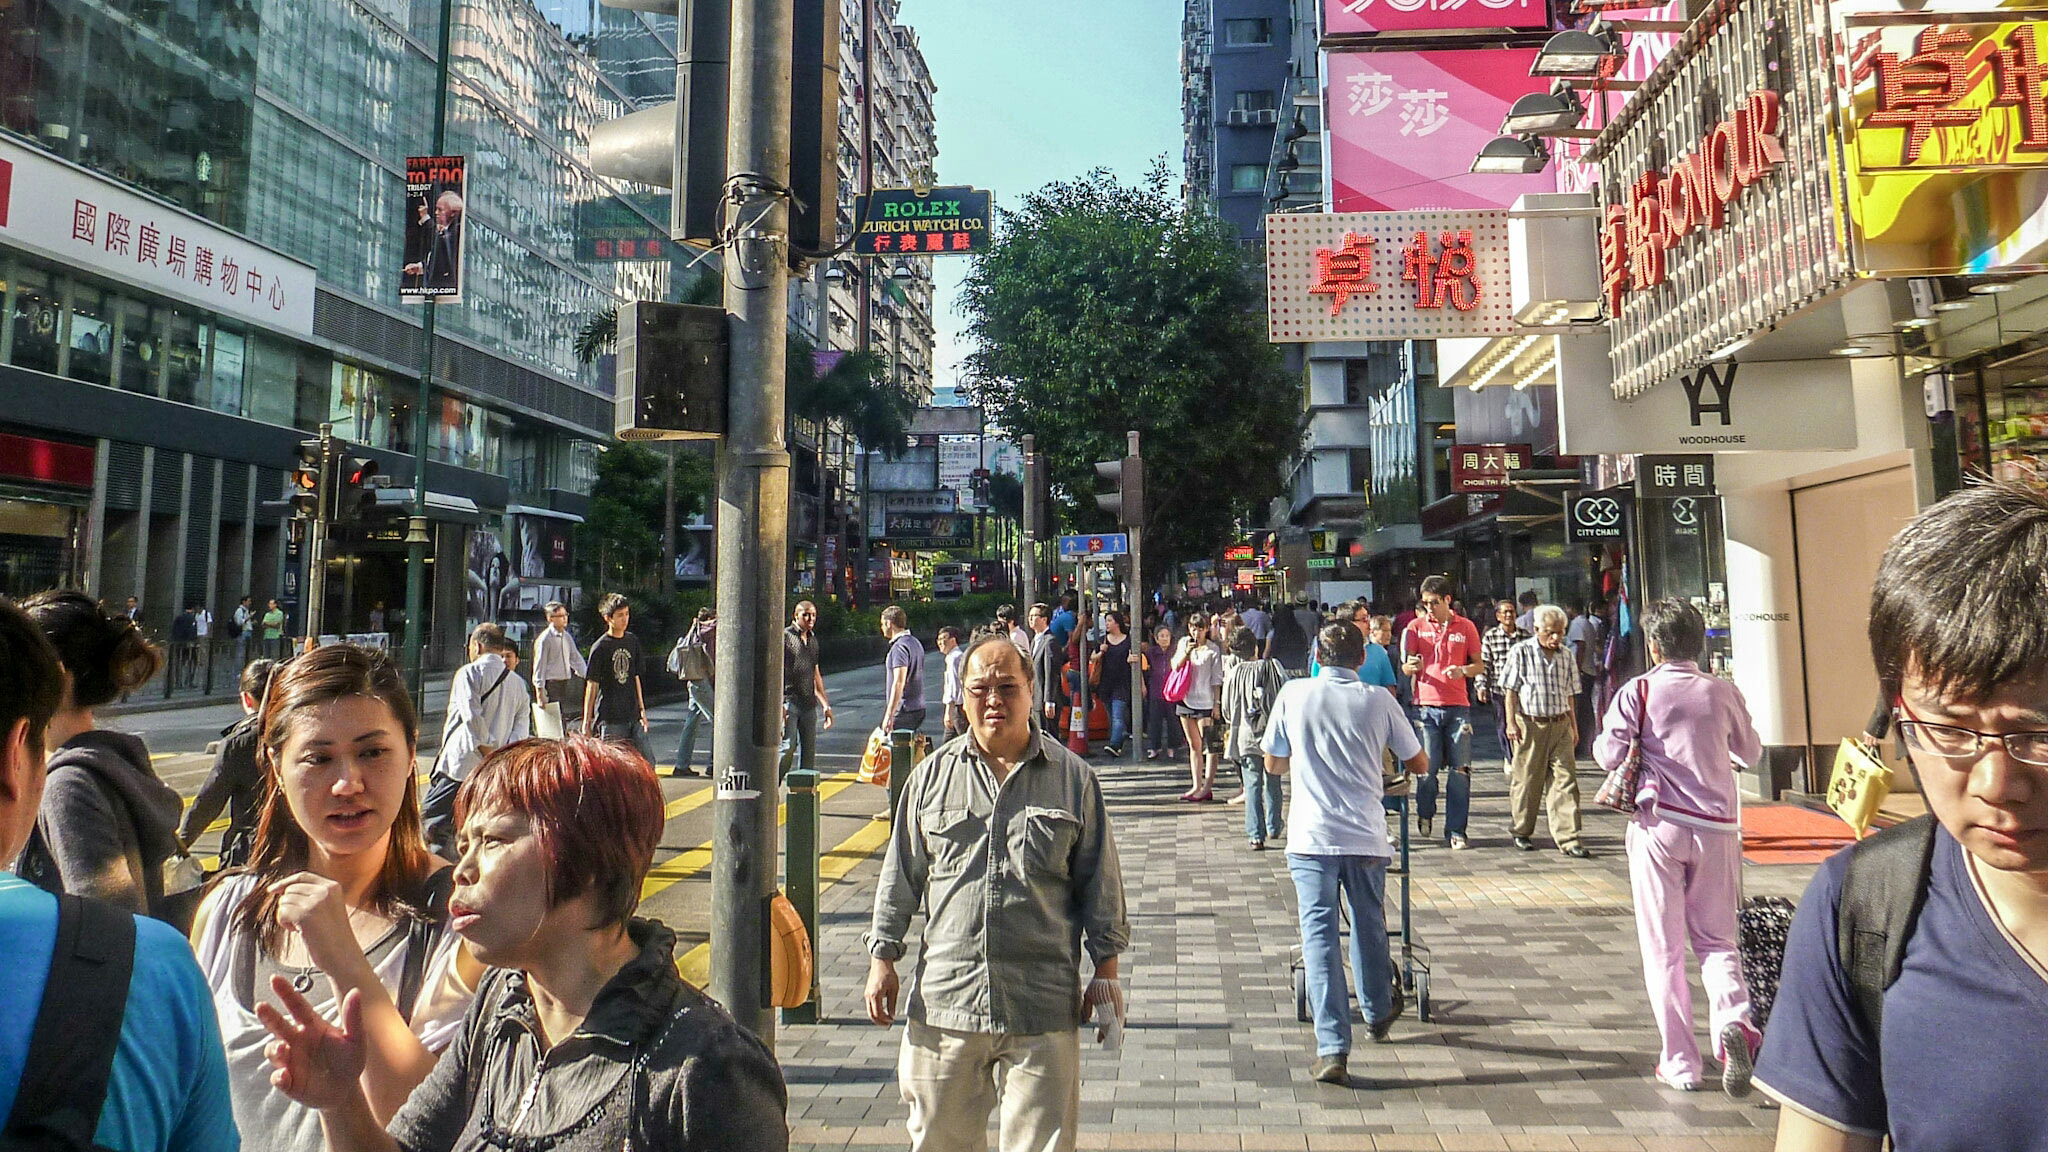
[1399,575,1484,847]
[865,633,1128,1151]
[1755,480,2048,1152]
[530,600,586,729]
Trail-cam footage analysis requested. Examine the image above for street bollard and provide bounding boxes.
[888,729,913,821]
[782,767,821,1025]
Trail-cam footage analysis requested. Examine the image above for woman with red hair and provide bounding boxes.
[256,734,789,1151]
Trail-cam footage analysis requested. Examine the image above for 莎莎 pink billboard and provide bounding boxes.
[1327,49,1555,213]
[1323,0,1547,36]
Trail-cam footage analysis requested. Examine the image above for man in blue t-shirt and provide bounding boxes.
[0,596,238,1151]
[1753,481,2048,1152]
[880,604,927,734]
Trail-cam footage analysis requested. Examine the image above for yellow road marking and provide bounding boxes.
[674,815,894,986]
[640,773,861,899]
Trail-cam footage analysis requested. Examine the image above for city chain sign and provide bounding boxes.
[0,138,316,336]
[1266,210,1516,342]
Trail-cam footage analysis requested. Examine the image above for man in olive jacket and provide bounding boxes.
[864,633,1129,1152]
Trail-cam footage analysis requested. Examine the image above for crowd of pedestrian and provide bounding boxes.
[5,480,2045,1152]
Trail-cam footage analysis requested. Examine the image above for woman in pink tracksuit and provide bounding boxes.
[1596,598,1764,1098]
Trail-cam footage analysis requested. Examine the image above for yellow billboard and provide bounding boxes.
[1844,13,2048,272]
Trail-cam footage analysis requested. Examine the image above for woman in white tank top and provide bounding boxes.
[189,645,480,1151]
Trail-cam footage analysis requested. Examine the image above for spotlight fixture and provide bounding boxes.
[1531,20,1624,78]
[1969,281,2018,295]
[1470,134,1551,175]
[1500,81,1586,135]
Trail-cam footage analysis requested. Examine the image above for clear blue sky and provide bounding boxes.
[896,0,1185,395]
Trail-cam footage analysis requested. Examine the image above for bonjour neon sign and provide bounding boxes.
[1600,89,1787,311]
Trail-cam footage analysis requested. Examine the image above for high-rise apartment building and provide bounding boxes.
[1180,0,1292,244]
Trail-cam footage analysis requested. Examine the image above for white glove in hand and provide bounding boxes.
[1082,977,1126,1048]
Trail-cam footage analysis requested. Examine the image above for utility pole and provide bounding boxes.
[402,0,457,709]
[1124,430,1144,768]
[303,424,336,647]
[1021,433,1039,608]
[710,0,794,1044]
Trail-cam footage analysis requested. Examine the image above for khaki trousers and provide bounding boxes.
[900,1020,1081,1152]
[1510,713,1583,847]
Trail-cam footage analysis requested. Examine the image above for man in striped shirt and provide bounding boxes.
[1476,599,1528,768]
[1497,605,1590,858]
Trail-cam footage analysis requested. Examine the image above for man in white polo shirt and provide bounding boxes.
[1263,620,1429,1085]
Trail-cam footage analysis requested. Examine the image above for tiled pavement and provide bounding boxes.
[774,749,1816,1152]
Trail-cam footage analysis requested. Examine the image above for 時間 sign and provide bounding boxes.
[853,187,992,256]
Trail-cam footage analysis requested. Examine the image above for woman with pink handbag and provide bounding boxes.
[1596,599,1765,1097]
[1167,612,1225,801]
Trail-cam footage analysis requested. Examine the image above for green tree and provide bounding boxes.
[576,443,711,591]
[961,164,1302,582]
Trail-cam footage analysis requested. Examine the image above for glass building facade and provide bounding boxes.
[0,0,699,664]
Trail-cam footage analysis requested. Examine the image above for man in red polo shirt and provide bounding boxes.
[1400,575,1484,848]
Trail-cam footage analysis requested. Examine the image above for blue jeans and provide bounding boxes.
[1106,695,1130,749]
[1243,756,1283,843]
[1414,704,1472,839]
[673,680,713,773]
[1288,853,1394,1057]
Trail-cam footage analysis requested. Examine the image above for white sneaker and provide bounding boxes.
[1656,1069,1702,1092]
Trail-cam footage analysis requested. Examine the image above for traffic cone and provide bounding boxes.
[1067,682,1090,755]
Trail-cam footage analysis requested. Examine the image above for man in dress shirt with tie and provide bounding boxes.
[530,600,587,727]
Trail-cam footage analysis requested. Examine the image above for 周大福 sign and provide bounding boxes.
[853,187,992,256]
[1266,210,1515,342]
[1449,443,1532,492]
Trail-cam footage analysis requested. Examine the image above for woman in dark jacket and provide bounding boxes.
[14,590,177,917]
[258,735,788,1152]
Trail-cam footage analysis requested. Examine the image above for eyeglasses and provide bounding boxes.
[965,682,1026,702]
[1894,701,2048,767]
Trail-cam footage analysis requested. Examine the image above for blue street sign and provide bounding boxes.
[1058,533,1129,558]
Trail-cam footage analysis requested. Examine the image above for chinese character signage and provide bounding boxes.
[574,192,671,262]
[1590,0,1851,397]
[853,186,991,256]
[884,511,975,548]
[1449,443,1531,492]
[401,155,467,304]
[1837,11,2048,279]
[1597,90,1785,312]
[0,138,315,336]
[1266,210,1515,342]
[1322,0,1546,36]
[1636,454,1716,499]
[1328,50,1554,213]
[1224,544,1255,562]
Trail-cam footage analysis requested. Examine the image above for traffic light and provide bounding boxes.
[332,456,393,524]
[289,437,331,522]
[588,0,837,259]
[1092,440,1143,529]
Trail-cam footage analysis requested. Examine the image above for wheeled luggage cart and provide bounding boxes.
[1290,778,1432,1024]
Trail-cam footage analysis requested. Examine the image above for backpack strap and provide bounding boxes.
[1837,812,1938,1040]
[397,865,457,1025]
[4,894,136,1148]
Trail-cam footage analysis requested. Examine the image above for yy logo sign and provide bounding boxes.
[1680,362,1735,427]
